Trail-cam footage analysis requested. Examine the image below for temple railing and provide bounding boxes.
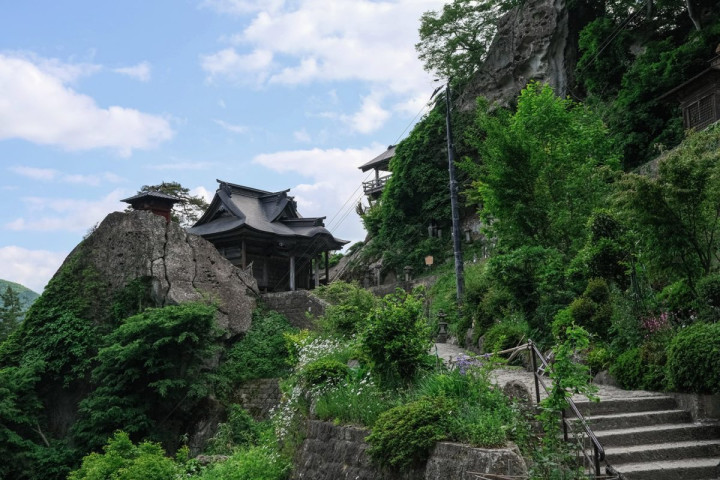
[362,174,391,196]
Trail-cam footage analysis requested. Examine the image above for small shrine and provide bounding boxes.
[121,191,181,222]
[661,46,720,131]
[188,180,348,292]
[359,145,395,202]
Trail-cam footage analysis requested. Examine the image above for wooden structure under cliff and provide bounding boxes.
[188,180,348,292]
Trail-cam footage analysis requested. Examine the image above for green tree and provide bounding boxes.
[416,0,519,80]
[132,181,209,227]
[0,286,24,340]
[73,302,220,451]
[468,82,620,255]
[615,125,720,290]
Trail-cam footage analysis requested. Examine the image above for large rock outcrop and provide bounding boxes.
[459,0,594,110]
[74,210,258,337]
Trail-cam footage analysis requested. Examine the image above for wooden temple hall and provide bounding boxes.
[188,180,348,292]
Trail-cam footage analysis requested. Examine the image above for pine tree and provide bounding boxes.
[0,286,23,340]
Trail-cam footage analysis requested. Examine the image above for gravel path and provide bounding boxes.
[431,342,665,402]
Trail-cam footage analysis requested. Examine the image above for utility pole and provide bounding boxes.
[444,81,464,308]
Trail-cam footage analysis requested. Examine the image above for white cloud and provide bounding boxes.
[5,189,127,232]
[0,246,67,292]
[9,166,125,186]
[0,54,174,155]
[214,119,248,134]
[114,61,151,82]
[252,145,385,242]
[201,0,445,132]
[341,93,390,134]
[190,185,214,204]
[201,48,273,83]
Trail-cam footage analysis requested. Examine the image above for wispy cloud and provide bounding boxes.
[114,61,151,82]
[9,166,124,186]
[214,119,248,134]
[5,190,126,232]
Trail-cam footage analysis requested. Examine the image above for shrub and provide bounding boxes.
[218,308,297,395]
[206,405,260,455]
[569,297,595,325]
[315,282,377,336]
[610,348,643,390]
[696,274,720,322]
[584,278,610,305]
[482,315,529,353]
[666,322,720,394]
[361,290,432,384]
[657,279,695,322]
[68,431,179,480]
[199,444,291,480]
[366,396,451,469]
[300,358,349,387]
[586,345,612,375]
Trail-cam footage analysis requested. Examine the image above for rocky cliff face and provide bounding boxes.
[459,0,594,110]
[75,210,257,337]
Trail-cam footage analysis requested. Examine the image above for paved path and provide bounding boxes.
[431,342,664,402]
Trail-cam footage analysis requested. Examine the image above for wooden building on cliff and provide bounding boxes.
[188,180,348,292]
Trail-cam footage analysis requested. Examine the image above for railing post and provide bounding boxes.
[594,444,601,476]
[562,409,568,442]
[529,342,541,404]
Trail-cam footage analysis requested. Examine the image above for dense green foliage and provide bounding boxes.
[415,0,519,80]
[73,302,221,452]
[666,322,720,393]
[313,281,377,336]
[0,285,24,341]
[366,396,451,468]
[217,308,297,398]
[360,289,433,384]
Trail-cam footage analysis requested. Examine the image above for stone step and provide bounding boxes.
[593,423,720,448]
[572,396,677,416]
[608,457,720,480]
[583,409,692,431]
[605,439,720,464]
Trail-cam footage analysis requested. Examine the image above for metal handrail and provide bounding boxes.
[527,340,606,477]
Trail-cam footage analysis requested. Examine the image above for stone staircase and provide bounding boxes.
[573,396,720,479]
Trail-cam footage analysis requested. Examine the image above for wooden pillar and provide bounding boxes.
[289,255,296,291]
[314,256,320,288]
[325,250,330,285]
[241,240,246,269]
[262,257,268,289]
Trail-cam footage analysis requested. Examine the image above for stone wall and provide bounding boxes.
[292,420,528,480]
[232,378,281,420]
[262,290,330,329]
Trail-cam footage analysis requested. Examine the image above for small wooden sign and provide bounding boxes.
[425,255,434,266]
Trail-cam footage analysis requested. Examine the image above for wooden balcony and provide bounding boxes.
[362,174,391,197]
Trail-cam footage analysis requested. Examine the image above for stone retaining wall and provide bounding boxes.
[232,378,281,420]
[261,290,329,330]
[292,420,528,480]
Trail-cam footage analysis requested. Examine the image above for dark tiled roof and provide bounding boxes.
[188,180,348,249]
[121,191,182,203]
[359,145,396,172]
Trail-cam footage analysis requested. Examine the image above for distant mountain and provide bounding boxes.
[0,279,40,310]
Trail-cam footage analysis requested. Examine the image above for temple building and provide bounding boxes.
[121,191,181,222]
[188,180,348,292]
[359,145,395,202]
[661,47,720,131]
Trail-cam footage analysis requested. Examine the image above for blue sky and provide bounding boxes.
[0,0,446,292]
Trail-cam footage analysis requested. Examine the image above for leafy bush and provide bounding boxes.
[569,297,594,325]
[218,308,297,396]
[586,345,612,375]
[696,274,720,322]
[666,322,720,394]
[315,282,377,336]
[366,396,451,469]
[199,444,291,480]
[361,290,432,384]
[482,315,529,353]
[68,431,179,480]
[300,358,349,387]
[610,348,643,390]
[206,405,261,455]
[584,278,610,305]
